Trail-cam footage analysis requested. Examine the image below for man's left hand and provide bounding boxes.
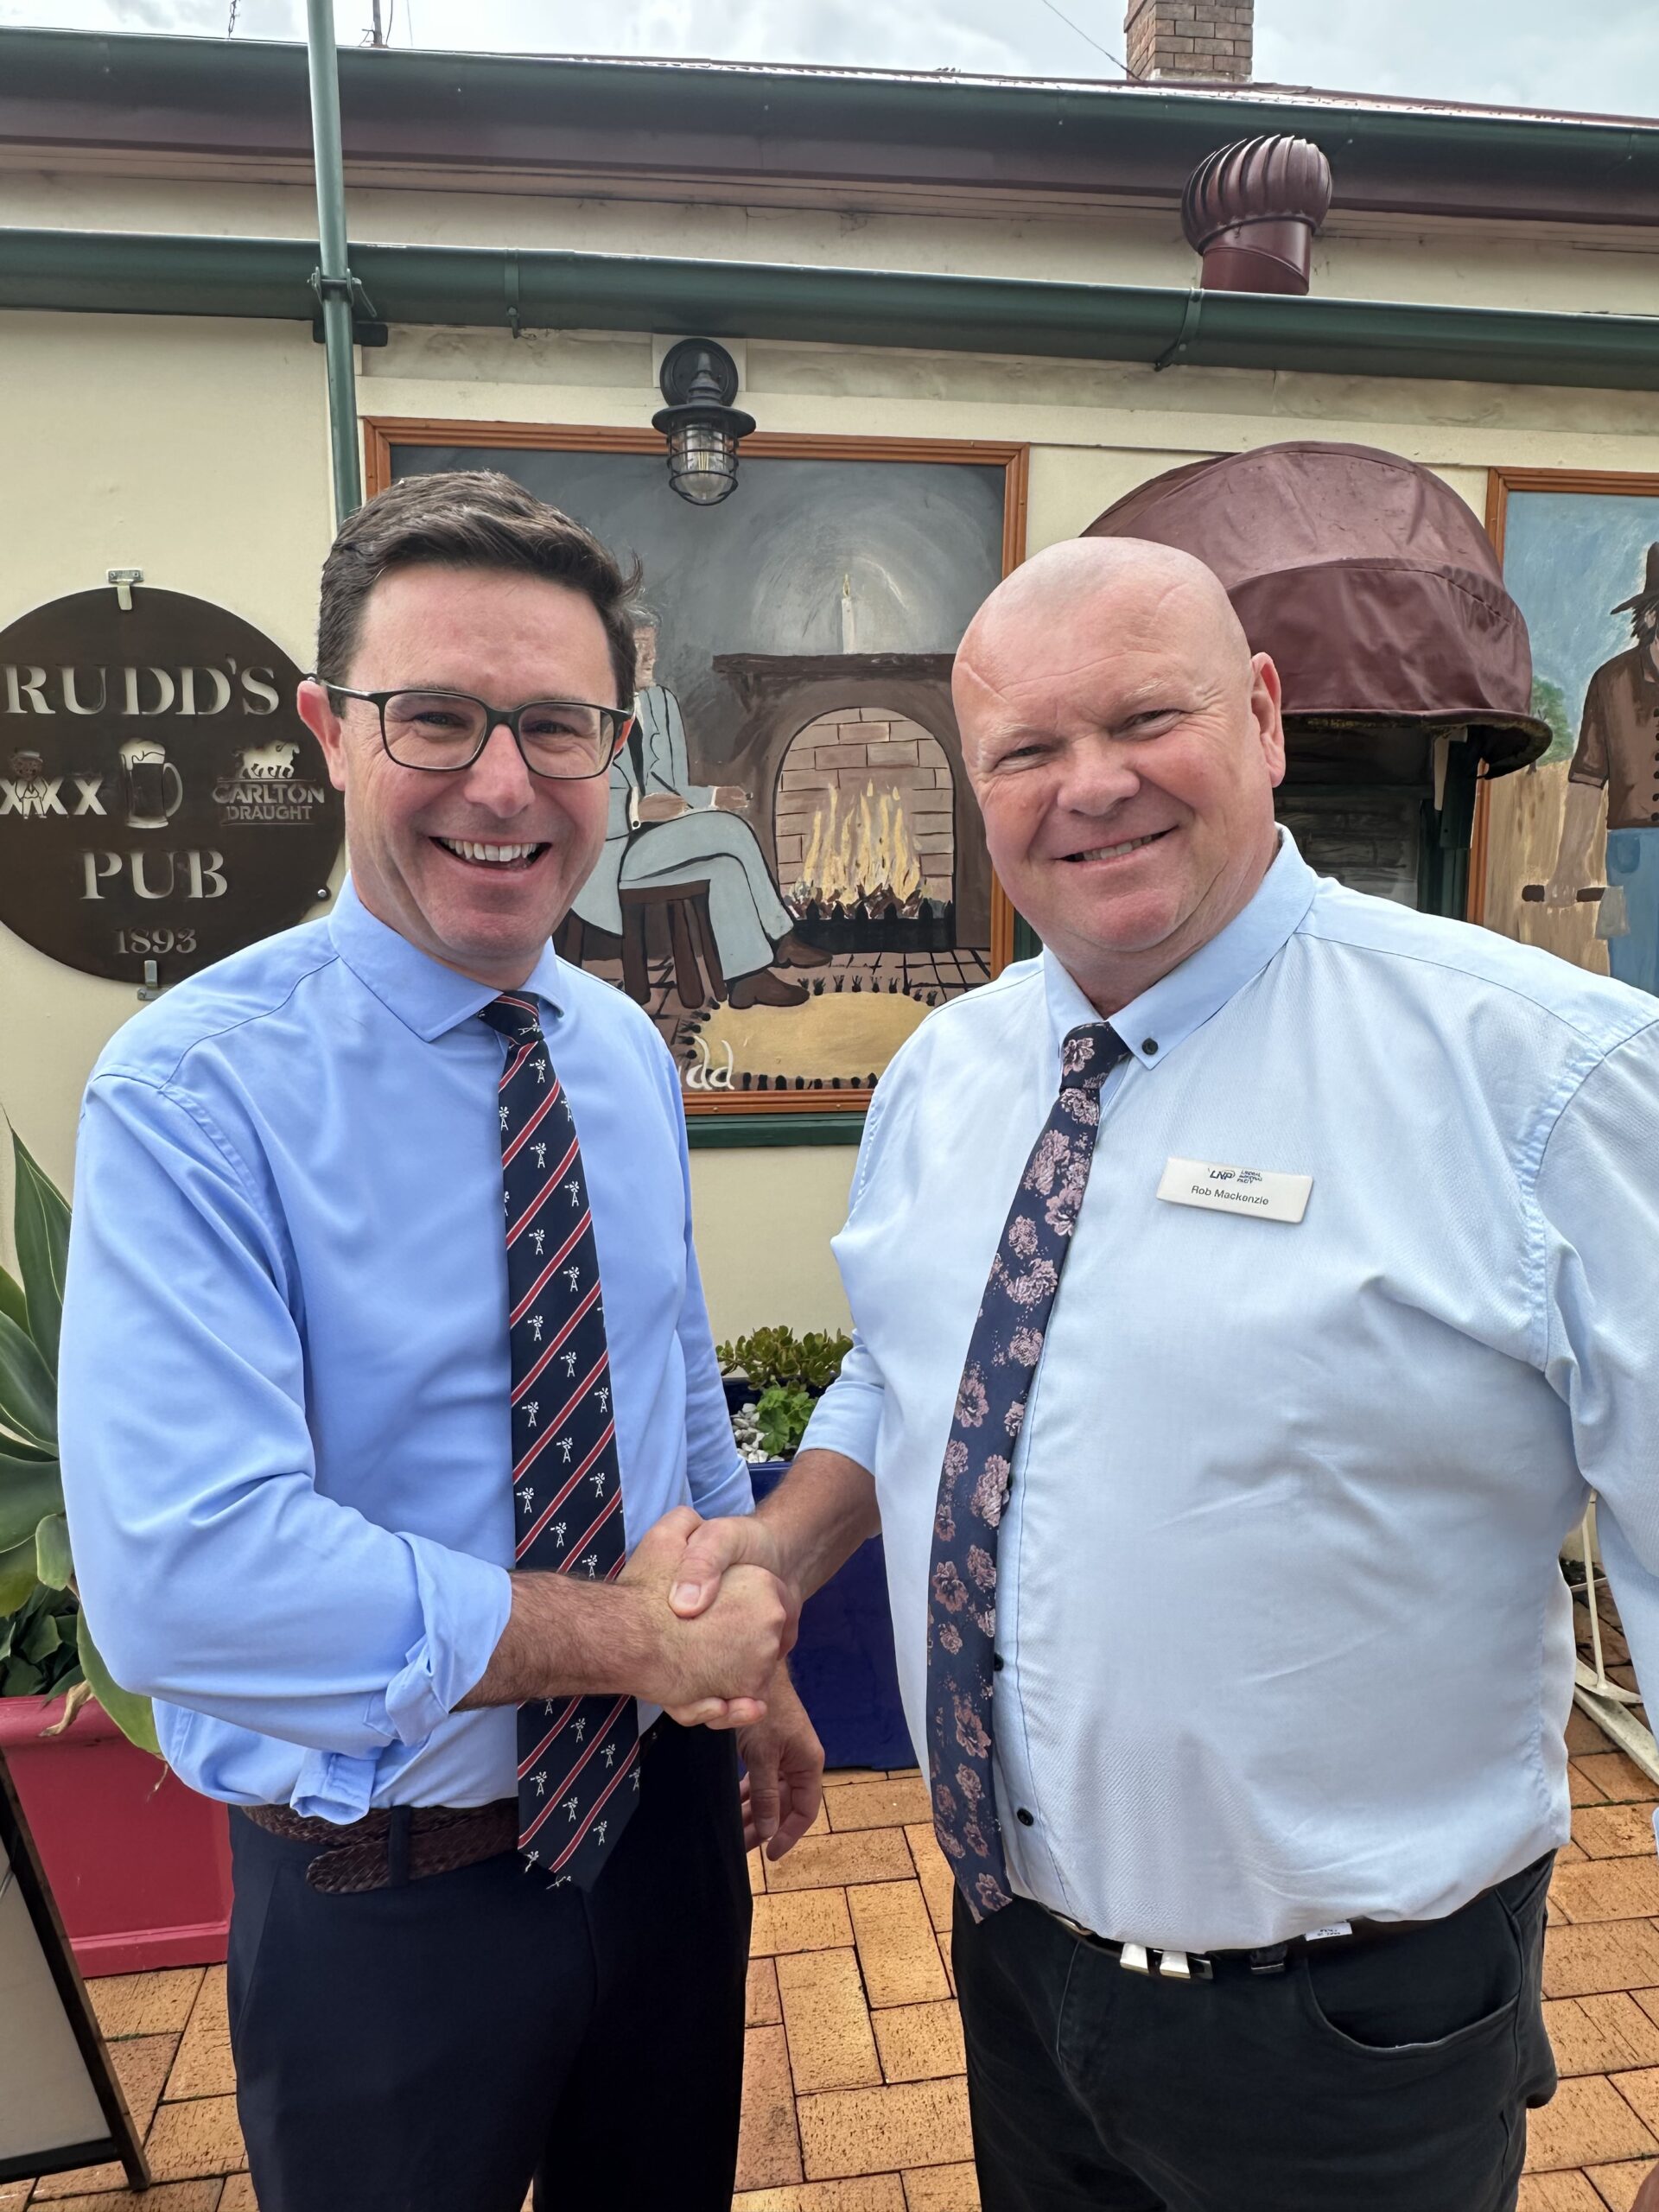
[711,785,750,813]
[738,1668,823,1859]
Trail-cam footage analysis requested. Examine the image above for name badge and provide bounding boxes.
[1156,1157,1313,1224]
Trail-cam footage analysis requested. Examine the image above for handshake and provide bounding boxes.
[617,1504,798,1729]
[614,1505,820,1857]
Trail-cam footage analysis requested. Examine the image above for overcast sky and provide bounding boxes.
[3,0,1655,120]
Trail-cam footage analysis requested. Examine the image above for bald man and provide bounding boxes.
[677,539,1659,2209]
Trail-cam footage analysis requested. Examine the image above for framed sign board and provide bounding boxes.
[0,582,341,993]
[368,421,1028,1142]
[0,1746,148,2192]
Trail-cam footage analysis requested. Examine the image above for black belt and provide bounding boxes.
[1039,1853,1550,1985]
[1043,1911,1430,1982]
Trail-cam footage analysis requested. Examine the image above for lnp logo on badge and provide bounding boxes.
[1156,1157,1313,1224]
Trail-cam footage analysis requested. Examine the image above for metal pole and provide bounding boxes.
[305,0,362,518]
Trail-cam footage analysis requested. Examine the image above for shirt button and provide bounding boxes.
[1141,1038,1159,1056]
[993,1653,1005,1672]
[1015,1808,1035,1827]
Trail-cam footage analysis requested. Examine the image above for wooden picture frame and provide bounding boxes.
[1475,468,1659,1001]
[365,420,1029,1145]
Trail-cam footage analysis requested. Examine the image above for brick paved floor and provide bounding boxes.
[15,1725,1659,2210]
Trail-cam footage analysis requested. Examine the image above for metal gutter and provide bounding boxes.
[4,31,1659,229]
[3,228,1659,392]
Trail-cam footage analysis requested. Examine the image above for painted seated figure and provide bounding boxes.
[569,615,829,1007]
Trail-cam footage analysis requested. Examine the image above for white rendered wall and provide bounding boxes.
[3,165,1659,1326]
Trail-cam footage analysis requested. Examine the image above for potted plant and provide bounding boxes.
[718,1325,912,1770]
[721,1325,851,1463]
[0,1129,232,1975]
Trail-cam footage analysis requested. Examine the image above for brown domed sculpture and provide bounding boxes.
[1181,133,1334,296]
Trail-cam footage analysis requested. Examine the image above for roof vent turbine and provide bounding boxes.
[1181,134,1334,296]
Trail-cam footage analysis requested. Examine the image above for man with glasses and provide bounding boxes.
[58,470,821,2212]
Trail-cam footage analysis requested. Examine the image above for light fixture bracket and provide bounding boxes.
[654,337,747,415]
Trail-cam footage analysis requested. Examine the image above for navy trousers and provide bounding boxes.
[226,1720,750,2212]
[954,1854,1558,2212]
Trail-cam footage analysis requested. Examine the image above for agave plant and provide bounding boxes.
[0,1128,157,1753]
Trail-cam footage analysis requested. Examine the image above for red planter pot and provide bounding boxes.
[0,1693,232,1978]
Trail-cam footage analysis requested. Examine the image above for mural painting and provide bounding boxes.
[1480,472,1659,995]
[378,429,1023,1115]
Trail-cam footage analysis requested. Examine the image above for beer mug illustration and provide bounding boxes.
[118,738,184,830]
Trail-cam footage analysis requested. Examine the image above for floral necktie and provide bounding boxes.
[479,993,639,1888]
[926,1021,1128,1918]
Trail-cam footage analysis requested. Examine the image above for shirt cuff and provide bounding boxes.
[288,1544,512,1824]
[801,1379,881,1471]
[384,1539,514,1744]
[290,1750,380,1823]
[693,1455,758,1523]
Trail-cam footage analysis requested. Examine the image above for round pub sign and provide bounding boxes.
[0,585,341,986]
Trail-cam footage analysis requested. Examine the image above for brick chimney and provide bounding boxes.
[1125,0,1254,82]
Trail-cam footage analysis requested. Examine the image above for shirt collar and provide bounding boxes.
[1042,829,1317,1072]
[327,874,569,1042]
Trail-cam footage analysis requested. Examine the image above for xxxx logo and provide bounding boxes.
[0,763,107,818]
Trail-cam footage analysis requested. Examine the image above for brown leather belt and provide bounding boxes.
[242,1715,669,1895]
[242,1798,518,1894]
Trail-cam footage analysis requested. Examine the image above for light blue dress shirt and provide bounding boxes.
[804,832,1659,1951]
[57,880,751,1822]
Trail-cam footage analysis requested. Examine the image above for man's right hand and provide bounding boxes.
[619,1509,795,1728]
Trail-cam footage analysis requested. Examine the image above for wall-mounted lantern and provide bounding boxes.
[652,339,756,506]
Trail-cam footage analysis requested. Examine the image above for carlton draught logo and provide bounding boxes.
[0,584,340,986]
[213,734,328,826]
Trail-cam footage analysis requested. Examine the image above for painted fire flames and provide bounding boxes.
[789,780,928,921]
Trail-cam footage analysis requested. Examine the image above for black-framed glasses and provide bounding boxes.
[321,683,633,779]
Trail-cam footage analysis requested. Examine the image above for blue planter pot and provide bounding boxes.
[747,1459,914,1772]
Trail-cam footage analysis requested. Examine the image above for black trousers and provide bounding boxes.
[226,1720,751,2212]
[953,1856,1558,2212]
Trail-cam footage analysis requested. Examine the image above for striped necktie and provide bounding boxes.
[479,993,640,1887]
[926,1021,1128,1918]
